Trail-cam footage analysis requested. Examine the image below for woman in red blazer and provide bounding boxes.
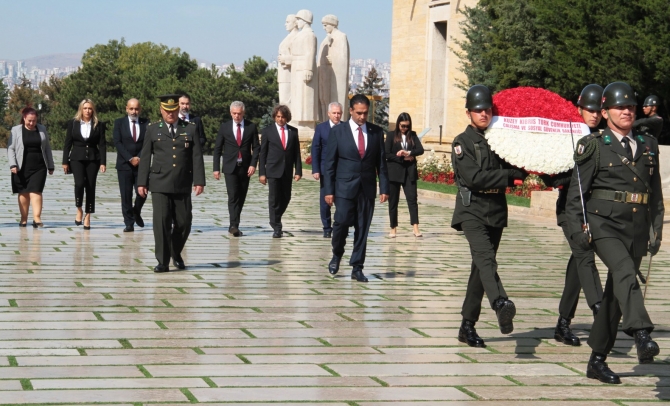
[62,99,106,229]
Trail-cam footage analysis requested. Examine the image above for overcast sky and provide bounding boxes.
[0,0,393,64]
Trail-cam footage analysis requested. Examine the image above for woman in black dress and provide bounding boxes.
[62,99,106,230]
[385,112,424,237]
[7,107,55,227]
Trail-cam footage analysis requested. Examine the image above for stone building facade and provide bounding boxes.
[389,0,478,150]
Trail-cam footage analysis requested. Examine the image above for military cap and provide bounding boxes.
[465,84,493,110]
[643,95,660,107]
[577,84,603,111]
[601,82,637,109]
[158,94,181,111]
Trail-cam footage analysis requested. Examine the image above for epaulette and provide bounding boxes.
[573,132,601,165]
[148,121,159,126]
[189,121,196,125]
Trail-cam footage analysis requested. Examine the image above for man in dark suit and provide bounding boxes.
[113,98,148,232]
[311,101,343,238]
[259,104,302,238]
[324,94,389,282]
[179,94,207,149]
[138,94,206,273]
[213,101,260,237]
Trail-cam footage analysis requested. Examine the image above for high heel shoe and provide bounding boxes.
[18,222,27,227]
[75,219,82,226]
[83,214,91,230]
[32,221,44,228]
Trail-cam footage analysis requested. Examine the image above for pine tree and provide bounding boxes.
[355,67,389,129]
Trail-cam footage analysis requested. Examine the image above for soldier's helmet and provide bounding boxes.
[465,85,493,110]
[577,84,603,111]
[601,82,637,109]
[643,95,660,107]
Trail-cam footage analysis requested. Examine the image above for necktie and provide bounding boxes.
[280,126,286,150]
[622,136,633,159]
[236,123,242,160]
[132,121,137,142]
[357,126,365,158]
[169,124,175,138]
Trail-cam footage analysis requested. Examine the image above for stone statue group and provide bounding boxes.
[278,10,350,126]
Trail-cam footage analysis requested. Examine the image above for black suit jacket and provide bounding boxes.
[384,130,424,183]
[113,116,148,171]
[181,113,206,147]
[62,119,107,165]
[259,124,302,178]
[212,119,260,174]
[323,121,389,200]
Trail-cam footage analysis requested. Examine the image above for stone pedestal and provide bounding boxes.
[529,190,559,220]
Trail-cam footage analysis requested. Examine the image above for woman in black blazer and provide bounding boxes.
[62,99,106,229]
[385,112,424,237]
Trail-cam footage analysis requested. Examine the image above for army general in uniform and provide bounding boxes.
[451,85,527,348]
[566,82,663,384]
[138,95,206,273]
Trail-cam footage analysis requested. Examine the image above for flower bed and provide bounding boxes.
[417,150,552,198]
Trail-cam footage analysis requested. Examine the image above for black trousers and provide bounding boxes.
[319,176,332,232]
[588,237,653,355]
[70,159,100,213]
[331,193,375,269]
[118,167,146,228]
[388,175,419,228]
[151,192,192,266]
[268,174,293,231]
[557,222,603,319]
[460,220,508,322]
[224,165,251,228]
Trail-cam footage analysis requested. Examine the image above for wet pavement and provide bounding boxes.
[0,152,668,405]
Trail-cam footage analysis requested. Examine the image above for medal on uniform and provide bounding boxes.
[454,144,462,156]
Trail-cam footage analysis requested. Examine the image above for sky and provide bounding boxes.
[0,0,393,64]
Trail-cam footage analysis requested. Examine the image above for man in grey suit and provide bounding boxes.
[138,94,206,273]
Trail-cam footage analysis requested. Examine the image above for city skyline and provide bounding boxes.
[0,0,392,65]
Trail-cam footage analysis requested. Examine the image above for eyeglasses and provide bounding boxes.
[399,124,409,129]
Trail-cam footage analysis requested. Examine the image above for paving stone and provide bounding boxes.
[210,377,382,387]
[468,385,670,400]
[145,364,332,377]
[0,389,186,403]
[32,377,209,389]
[329,363,578,376]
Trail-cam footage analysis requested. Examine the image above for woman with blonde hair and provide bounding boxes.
[62,99,106,230]
[7,107,55,227]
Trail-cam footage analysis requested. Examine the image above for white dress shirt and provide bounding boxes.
[611,130,637,156]
[401,134,408,150]
[349,119,368,151]
[180,112,190,122]
[80,120,92,140]
[128,117,140,142]
[329,120,338,128]
[275,123,288,147]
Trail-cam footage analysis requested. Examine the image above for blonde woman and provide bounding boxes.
[7,107,55,227]
[62,99,106,230]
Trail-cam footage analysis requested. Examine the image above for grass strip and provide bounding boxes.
[20,379,33,390]
[118,339,133,349]
[236,354,251,364]
[180,387,198,403]
[369,376,389,387]
[7,356,18,366]
[318,364,340,377]
[202,377,217,388]
[417,180,531,207]
[137,365,153,378]
[240,328,256,338]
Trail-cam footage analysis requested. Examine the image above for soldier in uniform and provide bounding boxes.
[541,84,604,347]
[138,94,206,273]
[633,95,663,139]
[567,82,663,384]
[452,85,527,348]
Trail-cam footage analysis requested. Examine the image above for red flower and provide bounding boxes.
[492,87,584,123]
[305,156,312,165]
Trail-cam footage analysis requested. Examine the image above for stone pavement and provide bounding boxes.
[0,152,668,405]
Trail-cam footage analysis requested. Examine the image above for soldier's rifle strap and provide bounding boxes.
[616,153,653,191]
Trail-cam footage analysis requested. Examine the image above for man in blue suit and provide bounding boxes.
[324,94,389,282]
[311,102,343,238]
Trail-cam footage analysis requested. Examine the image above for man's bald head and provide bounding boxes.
[126,98,141,119]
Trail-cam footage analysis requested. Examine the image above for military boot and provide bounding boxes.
[458,320,486,348]
[554,316,581,346]
[493,298,516,334]
[634,329,660,364]
[590,302,601,318]
[586,352,621,384]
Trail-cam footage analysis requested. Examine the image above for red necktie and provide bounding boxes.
[236,123,242,159]
[357,126,365,158]
[281,126,286,150]
[132,121,137,142]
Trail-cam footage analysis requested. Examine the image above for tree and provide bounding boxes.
[355,67,389,129]
[224,57,279,127]
[0,80,9,145]
[1,77,45,147]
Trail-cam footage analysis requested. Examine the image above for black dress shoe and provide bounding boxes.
[323,230,332,238]
[634,329,660,364]
[229,226,242,237]
[351,268,368,282]
[172,255,186,270]
[154,265,170,273]
[123,226,135,232]
[493,298,516,334]
[328,256,341,275]
[554,316,581,346]
[587,352,621,384]
[134,207,144,228]
[272,230,282,238]
[458,319,486,348]
[591,302,601,317]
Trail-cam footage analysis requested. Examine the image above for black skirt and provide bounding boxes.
[12,128,47,194]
